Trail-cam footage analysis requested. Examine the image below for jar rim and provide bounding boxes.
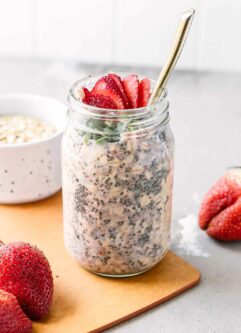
[68,72,168,118]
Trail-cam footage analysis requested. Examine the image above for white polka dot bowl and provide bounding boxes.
[0,94,66,204]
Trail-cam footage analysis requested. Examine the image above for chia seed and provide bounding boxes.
[62,123,174,276]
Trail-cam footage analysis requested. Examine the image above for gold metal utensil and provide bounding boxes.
[148,9,195,106]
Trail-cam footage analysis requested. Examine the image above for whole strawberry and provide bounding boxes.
[199,168,241,241]
[0,241,54,320]
[0,289,32,333]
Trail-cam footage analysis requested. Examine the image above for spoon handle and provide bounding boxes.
[148,9,195,106]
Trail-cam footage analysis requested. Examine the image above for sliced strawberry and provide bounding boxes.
[92,76,125,109]
[138,78,151,107]
[108,74,130,108]
[199,168,241,241]
[83,88,117,109]
[207,196,241,241]
[122,74,139,108]
[199,171,241,230]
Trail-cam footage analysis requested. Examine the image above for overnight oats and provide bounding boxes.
[62,73,174,277]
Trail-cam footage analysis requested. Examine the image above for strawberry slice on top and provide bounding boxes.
[92,75,126,109]
[138,78,151,107]
[81,73,151,110]
[108,73,130,109]
[83,88,117,109]
[122,74,139,109]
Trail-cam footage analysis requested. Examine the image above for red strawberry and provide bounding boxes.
[207,196,241,241]
[0,289,32,333]
[122,74,139,108]
[108,74,129,108]
[83,88,117,109]
[92,75,126,109]
[199,168,241,241]
[0,241,54,320]
[138,78,151,107]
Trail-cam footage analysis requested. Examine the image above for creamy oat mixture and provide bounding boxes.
[0,115,56,144]
[62,125,174,275]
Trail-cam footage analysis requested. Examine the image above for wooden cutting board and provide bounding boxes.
[0,192,200,333]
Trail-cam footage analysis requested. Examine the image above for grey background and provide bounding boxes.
[1,60,240,333]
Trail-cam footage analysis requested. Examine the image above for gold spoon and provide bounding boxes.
[148,9,195,106]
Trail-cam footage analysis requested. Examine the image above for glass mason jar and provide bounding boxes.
[62,74,174,277]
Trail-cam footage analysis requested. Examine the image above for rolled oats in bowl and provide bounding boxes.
[0,115,56,144]
[0,94,66,204]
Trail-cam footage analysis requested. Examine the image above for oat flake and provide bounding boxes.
[0,114,56,144]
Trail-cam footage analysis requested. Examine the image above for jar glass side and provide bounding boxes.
[62,74,175,277]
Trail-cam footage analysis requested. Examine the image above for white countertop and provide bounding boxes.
[1,59,240,333]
